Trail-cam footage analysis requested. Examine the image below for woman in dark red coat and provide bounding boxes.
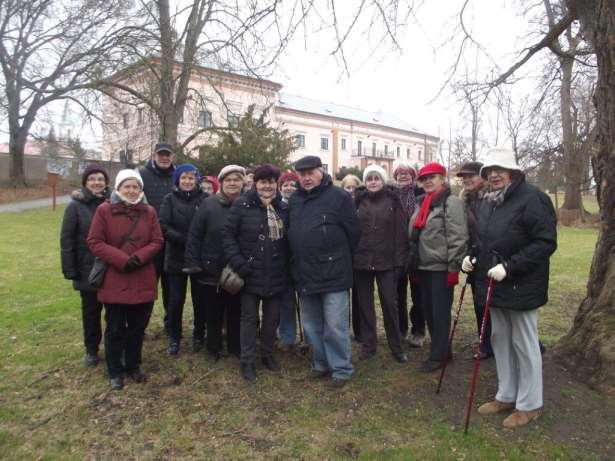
[87,169,163,390]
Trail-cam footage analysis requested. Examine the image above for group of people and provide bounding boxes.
[60,143,557,429]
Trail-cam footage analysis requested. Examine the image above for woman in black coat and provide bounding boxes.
[60,164,109,367]
[159,163,205,356]
[184,165,245,361]
[223,164,290,382]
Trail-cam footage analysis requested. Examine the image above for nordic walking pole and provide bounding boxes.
[464,277,495,434]
[436,279,468,394]
[294,291,304,343]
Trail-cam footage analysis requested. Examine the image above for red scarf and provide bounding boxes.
[413,187,445,229]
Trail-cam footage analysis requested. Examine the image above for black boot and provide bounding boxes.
[240,363,257,382]
[168,341,180,356]
[262,355,281,372]
[84,352,99,367]
[109,376,124,390]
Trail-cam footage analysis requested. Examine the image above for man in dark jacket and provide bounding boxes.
[288,155,360,388]
[138,142,176,333]
[463,148,557,429]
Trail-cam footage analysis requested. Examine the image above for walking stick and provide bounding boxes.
[464,277,494,434]
[436,279,468,394]
[294,291,304,343]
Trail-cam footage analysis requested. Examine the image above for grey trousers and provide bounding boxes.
[491,307,543,411]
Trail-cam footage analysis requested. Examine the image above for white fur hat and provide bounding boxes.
[480,147,523,179]
[115,169,144,190]
[363,164,388,183]
[218,164,246,181]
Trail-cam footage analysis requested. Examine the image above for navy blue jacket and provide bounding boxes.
[288,174,360,295]
[138,159,175,214]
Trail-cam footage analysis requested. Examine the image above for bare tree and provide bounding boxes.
[0,0,136,185]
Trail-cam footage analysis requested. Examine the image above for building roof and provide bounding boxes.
[277,93,437,139]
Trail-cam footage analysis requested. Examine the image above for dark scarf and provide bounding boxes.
[398,184,417,217]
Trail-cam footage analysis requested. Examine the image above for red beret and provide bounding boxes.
[417,162,446,179]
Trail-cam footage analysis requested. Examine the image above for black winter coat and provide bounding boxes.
[159,188,205,273]
[473,178,557,311]
[184,192,233,286]
[60,188,108,291]
[223,189,290,297]
[138,159,175,214]
[353,185,409,271]
[288,174,360,296]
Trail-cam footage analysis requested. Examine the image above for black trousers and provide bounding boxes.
[240,292,281,364]
[351,283,361,341]
[397,270,425,337]
[354,270,404,355]
[79,290,103,354]
[418,270,453,362]
[193,283,241,355]
[470,280,493,355]
[166,273,205,342]
[104,303,153,378]
[154,249,170,329]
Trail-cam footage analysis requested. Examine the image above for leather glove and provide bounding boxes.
[461,256,475,273]
[447,272,459,287]
[487,263,507,281]
[124,255,141,273]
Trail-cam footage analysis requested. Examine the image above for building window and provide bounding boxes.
[320,136,329,150]
[357,140,362,155]
[396,146,400,158]
[406,148,410,159]
[199,110,213,128]
[227,110,239,128]
[137,108,143,126]
[122,113,129,129]
[294,134,305,148]
[341,138,347,151]
[384,144,389,156]
[418,150,423,160]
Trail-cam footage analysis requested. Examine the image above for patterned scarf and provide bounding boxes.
[484,184,510,206]
[399,185,417,217]
[266,204,284,240]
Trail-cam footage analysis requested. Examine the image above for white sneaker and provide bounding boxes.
[408,333,425,348]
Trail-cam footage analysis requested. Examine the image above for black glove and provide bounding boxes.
[124,255,141,273]
[64,272,79,281]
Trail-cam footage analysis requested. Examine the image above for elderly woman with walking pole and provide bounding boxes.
[462,147,557,429]
[408,162,468,373]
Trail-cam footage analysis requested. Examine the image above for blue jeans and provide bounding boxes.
[279,288,297,346]
[300,290,353,380]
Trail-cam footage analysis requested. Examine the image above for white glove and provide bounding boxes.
[461,256,475,273]
[487,263,507,282]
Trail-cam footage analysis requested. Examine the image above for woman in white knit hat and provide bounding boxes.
[87,169,164,390]
[352,164,410,364]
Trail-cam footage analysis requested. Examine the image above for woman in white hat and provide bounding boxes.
[87,169,164,390]
[462,147,557,429]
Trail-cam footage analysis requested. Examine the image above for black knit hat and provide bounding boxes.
[81,164,109,186]
[253,164,281,182]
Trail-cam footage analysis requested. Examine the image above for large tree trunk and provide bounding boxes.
[559,50,586,225]
[8,130,28,186]
[555,1,615,395]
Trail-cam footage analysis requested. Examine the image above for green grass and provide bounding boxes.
[1,207,613,460]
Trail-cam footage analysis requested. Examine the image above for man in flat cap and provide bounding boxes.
[138,142,177,334]
[288,155,360,388]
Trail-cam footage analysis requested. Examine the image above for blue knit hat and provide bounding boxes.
[173,163,200,187]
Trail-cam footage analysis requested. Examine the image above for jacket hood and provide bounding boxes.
[71,187,109,204]
[110,189,147,206]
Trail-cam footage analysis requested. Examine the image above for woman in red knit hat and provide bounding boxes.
[409,162,468,372]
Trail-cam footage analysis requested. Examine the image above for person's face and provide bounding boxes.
[298,168,323,191]
[395,169,414,187]
[154,151,175,170]
[343,182,358,196]
[420,173,445,193]
[222,173,243,197]
[85,173,107,195]
[244,173,254,190]
[365,173,384,193]
[280,180,297,200]
[461,173,484,193]
[179,172,196,192]
[118,179,141,201]
[487,168,512,191]
[256,178,277,202]
[201,181,214,194]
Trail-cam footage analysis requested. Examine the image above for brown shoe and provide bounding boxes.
[478,400,515,415]
[502,409,541,429]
